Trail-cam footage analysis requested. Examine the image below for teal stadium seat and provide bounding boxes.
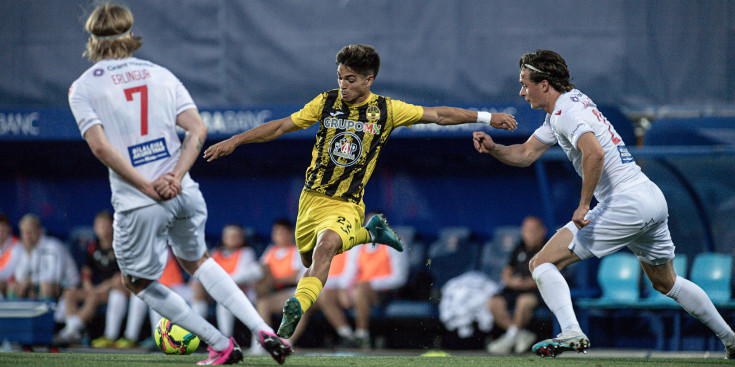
[639,255,688,307]
[642,253,734,350]
[635,255,688,350]
[577,252,641,308]
[689,253,733,306]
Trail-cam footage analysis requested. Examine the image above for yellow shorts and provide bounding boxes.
[295,189,365,254]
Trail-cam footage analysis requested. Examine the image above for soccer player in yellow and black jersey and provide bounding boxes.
[204,44,517,339]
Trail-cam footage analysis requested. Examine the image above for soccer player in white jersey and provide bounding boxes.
[472,49,735,359]
[68,3,291,365]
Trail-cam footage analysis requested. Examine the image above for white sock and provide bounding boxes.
[137,281,229,351]
[355,329,369,339]
[506,325,519,339]
[150,309,162,335]
[216,303,235,338]
[337,325,354,338]
[667,276,735,345]
[532,262,581,333]
[192,300,209,318]
[124,295,148,341]
[250,332,261,350]
[104,289,127,340]
[64,315,84,335]
[194,258,272,334]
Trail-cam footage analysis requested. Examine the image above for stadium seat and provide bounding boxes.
[638,255,688,307]
[577,252,641,308]
[66,225,95,267]
[477,226,519,283]
[428,227,472,258]
[689,252,734,306]
[634,255,687,351]
[576,252,648,349]
[427,227,478,289]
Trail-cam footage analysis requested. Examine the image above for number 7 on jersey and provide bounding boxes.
[124,85,148,136]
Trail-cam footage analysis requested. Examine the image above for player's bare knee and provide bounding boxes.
[122,274,153,295]
[528,255,542,273]
[651,279,674,295]
[177,254,209,275]
[314,238,341,260]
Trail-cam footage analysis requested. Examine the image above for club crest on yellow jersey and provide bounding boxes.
[366,105,380,121]
[329,132,362,167]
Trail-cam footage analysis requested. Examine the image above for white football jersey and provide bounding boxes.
[13,235,80,288]
[533,89,648,202]
[69,57,197,211]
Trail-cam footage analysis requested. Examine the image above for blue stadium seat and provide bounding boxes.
[383,300,438,319]
[66,225,95,268]
[427,227,478,289]
[689,252,733,306]
[477,226,519,283]
[577,252,641,308]
[635,255,688,351]
[639,255,688,307]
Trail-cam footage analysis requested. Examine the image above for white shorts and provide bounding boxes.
[566,180,675,266]
[113,185,208,280]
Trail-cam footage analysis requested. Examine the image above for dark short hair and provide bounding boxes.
[272,218,293,231]
[336,44,380,78]
[519,50,575,93]
[0,213,10,227]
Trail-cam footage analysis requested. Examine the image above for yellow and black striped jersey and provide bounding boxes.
[291,89,423,204]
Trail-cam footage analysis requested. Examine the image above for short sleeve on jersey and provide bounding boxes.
[290,94,325,129]
[174,80,197,115]
[532,122,557,145]
[557,115,593,149]
[390,100,423,128]
[68,81,102,137]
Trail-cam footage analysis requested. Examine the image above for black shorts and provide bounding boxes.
[496,288,541,306]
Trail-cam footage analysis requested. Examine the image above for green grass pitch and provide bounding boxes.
[0,353,729,367]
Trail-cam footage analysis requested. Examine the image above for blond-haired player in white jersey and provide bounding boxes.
[473,49,735,359]
[68,3,291,365]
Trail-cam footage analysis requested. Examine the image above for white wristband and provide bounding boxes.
[477,111,492,125]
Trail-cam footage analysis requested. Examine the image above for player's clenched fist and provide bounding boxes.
[473,131,496,154]
[153,172,181,200]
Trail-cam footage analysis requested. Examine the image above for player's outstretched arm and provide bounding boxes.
[203,116,300,162]
[420,107,517,131]
[473,132,551,167]
[83,125,165,201]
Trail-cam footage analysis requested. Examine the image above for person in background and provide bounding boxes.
[486,215,547,355]
[0,214,20,299]
[191,223,263,339]
[54,211,128,347]
[254,219,305,352]
[113,249,192,350]
[10,214,79,301]
[319,212,408,349]
[316,251,355,347]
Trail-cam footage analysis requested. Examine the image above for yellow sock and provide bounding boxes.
[293,277,323,313]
